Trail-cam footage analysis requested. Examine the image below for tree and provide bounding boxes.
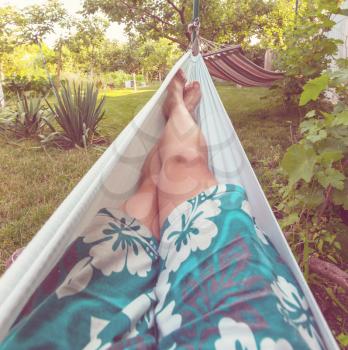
[0,6,26,106]
[0,1,67,101]
[2,43,56,96]
[22,0,67,43]
[65,15,109,77]
[83,0,275,49]
[257,0,298,50]
[139,38,182,81]
[272,0,344,104]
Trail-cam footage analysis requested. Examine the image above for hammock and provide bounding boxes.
[0,49,339,349]
[200,38,284,87]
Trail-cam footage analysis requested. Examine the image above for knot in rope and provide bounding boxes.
[188,17,200,56]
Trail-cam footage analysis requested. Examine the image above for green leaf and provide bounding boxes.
[316,168,345,190]
[307,129,327,143]
[318,150,343,166]
[301,190,325,209]
[337,333,348,347]
[332,110,348,126]
[305,110,316,119]
[299,74,329,106]
[325,288,348,314]
[332,181,348,210]
[300,119,317,134]
[281,144,317,186]
[280,213,299,229]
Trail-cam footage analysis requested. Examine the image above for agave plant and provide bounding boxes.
[0,95,51,138]
[46,82,106,148]
[16,95,51,137]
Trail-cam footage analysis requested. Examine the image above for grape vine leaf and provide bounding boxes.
[332,110,348,126]
[332,181,348,210]
[305,110,316,119]
[299,74,329,106]
[316,168,345,190]
[307,129,327,143]
[280,213,299,229]
[319,150,343,166]
[281,144,317,187]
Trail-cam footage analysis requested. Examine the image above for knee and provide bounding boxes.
[166,147,207,167]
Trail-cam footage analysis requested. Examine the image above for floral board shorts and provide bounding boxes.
[0,184,325,350]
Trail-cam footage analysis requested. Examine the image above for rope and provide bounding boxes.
[192,0,199,40]
[200,37,221,52]
[186,0,199,55]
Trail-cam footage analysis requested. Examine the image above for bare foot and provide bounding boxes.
[184,81,201,116]
[163,69,186,118]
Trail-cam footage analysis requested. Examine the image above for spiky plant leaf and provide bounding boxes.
[47,81,105,148]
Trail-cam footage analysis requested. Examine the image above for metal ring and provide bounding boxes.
[193,17,200,28]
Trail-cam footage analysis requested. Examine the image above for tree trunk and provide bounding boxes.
[264,49,274,71]
[0,62,5,108]
[55,40,63,88]
[309,256,348,292]
[133,72,137,91]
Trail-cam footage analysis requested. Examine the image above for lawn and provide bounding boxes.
[0,85,296,271]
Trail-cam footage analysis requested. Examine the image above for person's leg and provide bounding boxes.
[157,70,217,228]
[120,72,216,237]
[120,144,162,240]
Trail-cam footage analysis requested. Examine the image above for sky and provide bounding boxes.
[0,0,128,45]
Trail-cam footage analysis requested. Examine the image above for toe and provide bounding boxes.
[184,82,194,93]
[176,69,187,83]
[193,81,200,90]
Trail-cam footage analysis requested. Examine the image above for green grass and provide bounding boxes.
[0,85,296,271]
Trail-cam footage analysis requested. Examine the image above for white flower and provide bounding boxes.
[215,317,257,350]
[82,316,110,350]
[156,301,182,338]
[56,257,93,299]
[122,293,154,339]
[298,325,324,350]
[215,317,294,350]
[260,338,293,350]
[83,209,157,277]
[271,276,310,324]
[155,269,171,312]
[271,276,324,350]
[159,196,221,272]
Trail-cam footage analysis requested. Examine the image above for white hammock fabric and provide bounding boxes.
[0,51,339,349]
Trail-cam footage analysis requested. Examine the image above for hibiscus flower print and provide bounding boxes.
[271,276,324,350]
[215,317,294,350]
[156,300,182,338]
[159,185,223,272]
[83,208,158,277]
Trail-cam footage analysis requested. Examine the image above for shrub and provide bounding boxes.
[4,75,51,97]
[46,81,106,148]
[273,1,343,106]
[102,71,132,88]
[0,95,51,138]
[279,72,348,344]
